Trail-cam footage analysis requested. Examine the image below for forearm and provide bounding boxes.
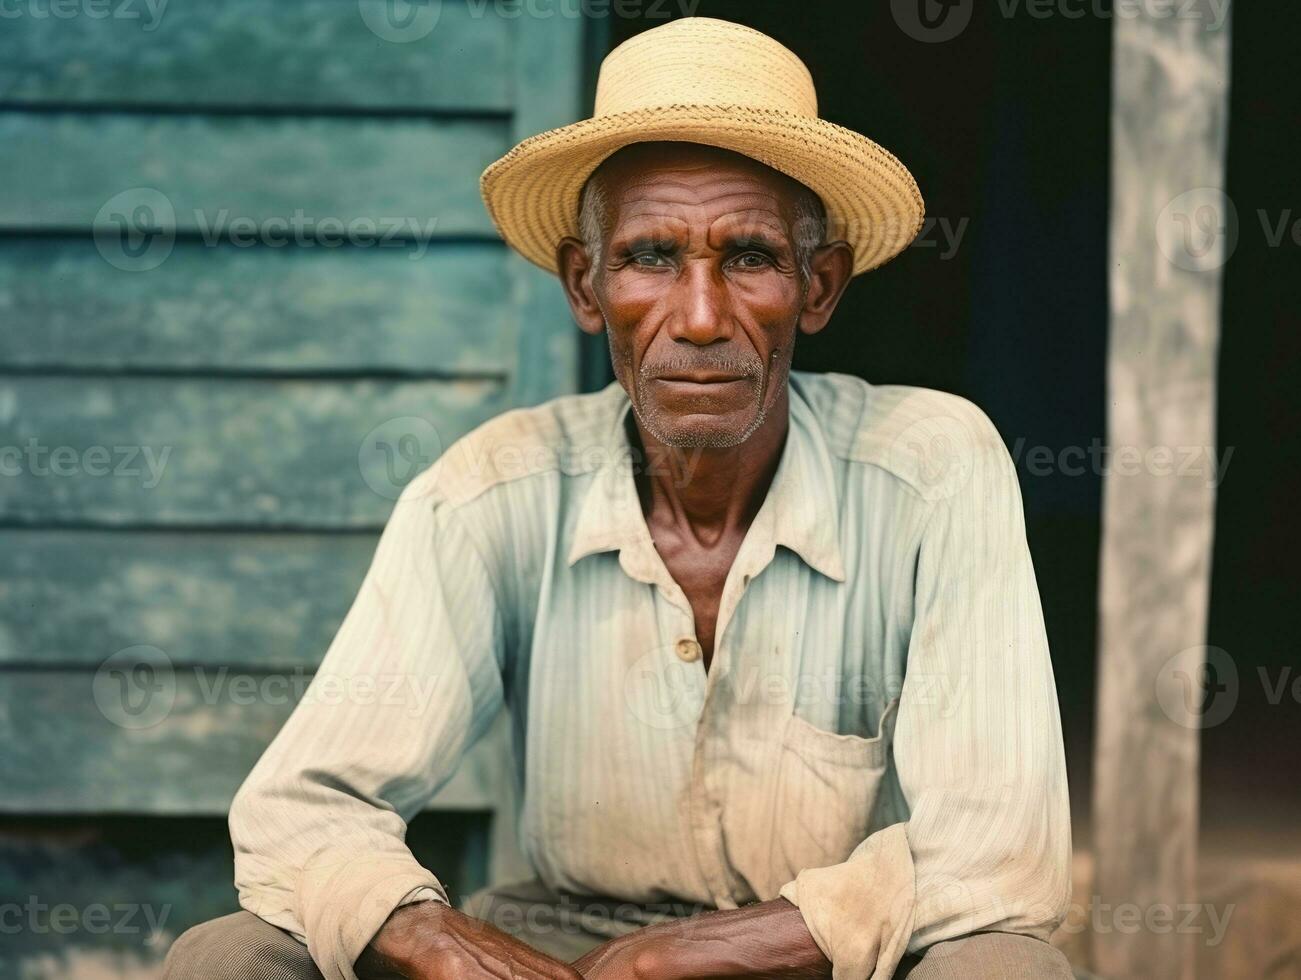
[356,902,447,979]
[357,899,584,980]
[592,897,831,980]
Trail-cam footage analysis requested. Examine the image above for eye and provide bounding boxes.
[631,251,669,267]
[732,251,773,269]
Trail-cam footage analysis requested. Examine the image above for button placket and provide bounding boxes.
[693,613,776,906]
[686,683,736,905]
[679,514,782,907]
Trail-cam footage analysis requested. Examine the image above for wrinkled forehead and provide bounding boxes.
[589,141,810,235]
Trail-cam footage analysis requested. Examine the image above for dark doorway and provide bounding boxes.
[609,3,1114,837]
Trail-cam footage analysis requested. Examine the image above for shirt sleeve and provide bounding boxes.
[778,403,1073,979]
[229,469,507,980]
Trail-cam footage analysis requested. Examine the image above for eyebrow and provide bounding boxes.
[620,234,680,254]
[610,213,793,254]
[726,229,788,252]
[709,210,792,247]
[617,231,790,258]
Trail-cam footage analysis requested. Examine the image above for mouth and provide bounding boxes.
[653,372,747,386]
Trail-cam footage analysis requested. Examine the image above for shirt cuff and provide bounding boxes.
[296,847,450,980]
[397,885,445,908]
[777,823,916,980]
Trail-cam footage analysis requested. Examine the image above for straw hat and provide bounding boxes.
[479,17,924,278]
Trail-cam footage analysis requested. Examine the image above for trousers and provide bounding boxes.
[164,877,1075,979]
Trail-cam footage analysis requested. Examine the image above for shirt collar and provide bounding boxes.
[565,379,846,584]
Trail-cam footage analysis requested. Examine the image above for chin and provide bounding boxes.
[641,405,765,450]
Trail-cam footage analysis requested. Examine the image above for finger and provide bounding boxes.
[458,931,579,980]
[502,943,583,980]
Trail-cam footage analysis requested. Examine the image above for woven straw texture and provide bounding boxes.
[479,17,925,277]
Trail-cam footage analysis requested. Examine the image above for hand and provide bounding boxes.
[572,899,831,980]
[357,901,584,980]
[571,930,677,979]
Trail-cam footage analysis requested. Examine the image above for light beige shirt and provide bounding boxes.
[230,370,1072,980]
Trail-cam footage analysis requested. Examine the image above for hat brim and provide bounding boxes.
[479,103,925,278]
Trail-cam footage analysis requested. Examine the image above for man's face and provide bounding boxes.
[572,143,820,449]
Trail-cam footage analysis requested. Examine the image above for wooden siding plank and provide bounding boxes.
[0,376,506,527]
[0,239,512,374]
[0,112,504,235]
[0,670,511,814]
[0,0,512,112]
[0,530,375,670]
[0,812,490,978]
[508,16,587,407]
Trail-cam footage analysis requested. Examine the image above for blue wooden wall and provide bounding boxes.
[0,3,593,975]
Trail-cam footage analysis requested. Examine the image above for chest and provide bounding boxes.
[520,543,905,902]
[519,535,906,786]
[649,528,746,671]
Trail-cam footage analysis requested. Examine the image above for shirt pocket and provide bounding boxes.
[765,697,900,884]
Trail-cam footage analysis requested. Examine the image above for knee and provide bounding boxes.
[163,911,318,980]
[163,917,220,978]
[898,931,1075,980]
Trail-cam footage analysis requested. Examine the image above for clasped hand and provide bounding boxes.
[359,897,829,979]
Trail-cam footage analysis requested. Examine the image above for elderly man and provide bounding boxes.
[166,16,1073,980]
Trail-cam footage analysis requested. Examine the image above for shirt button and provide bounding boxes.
[675,637,702,663]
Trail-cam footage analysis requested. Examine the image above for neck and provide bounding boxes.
[630,386,790,546]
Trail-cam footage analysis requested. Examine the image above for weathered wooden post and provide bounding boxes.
[1092,3,1233,978]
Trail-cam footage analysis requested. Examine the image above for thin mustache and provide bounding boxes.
[640,352,763,379]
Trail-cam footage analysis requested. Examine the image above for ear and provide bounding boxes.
[556,236,606,337]
[797,240,855,336]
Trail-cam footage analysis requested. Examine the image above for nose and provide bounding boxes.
[667,260,733,346]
